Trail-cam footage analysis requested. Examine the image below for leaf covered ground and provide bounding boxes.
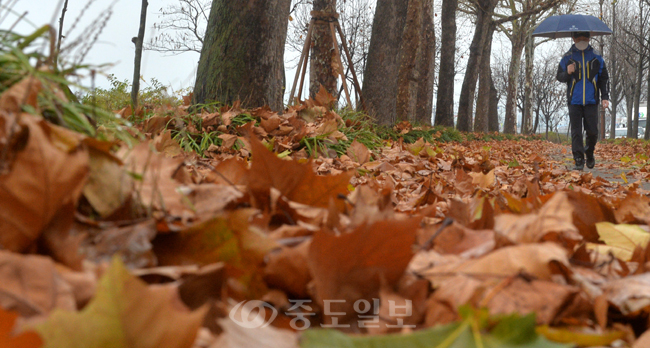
[2,79,650,348]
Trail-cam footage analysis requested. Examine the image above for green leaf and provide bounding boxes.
[300,307,570,348]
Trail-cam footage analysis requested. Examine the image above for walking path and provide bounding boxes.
[546,143,650,191]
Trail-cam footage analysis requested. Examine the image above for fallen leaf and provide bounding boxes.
[120,141,190,217]
[248,137,353,211]
[301,308,569,348]
[153,212,277,298]
[614,193,650,223]
[34,257,207,348]
[308,217,421,323]
[0,251,76,317]
[601,272,650,315]
[210,314,299,348]
[420,243,570,288]
[0,114,88,252]
[0,307,42,348]
[82,144,132,218]
[346,139,370,165]
[587,222,650,261]
[263,241,312,298]
[468,169,495,189]
[494,192,581,245]
[536,326,625,347]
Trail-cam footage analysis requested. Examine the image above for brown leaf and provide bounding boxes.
[248,137,353,211]
[566,191,617,243]
[82,144,132,218]
[154,130,183,157]
[430,222,495,257]
[601,273,650,315]
[614,193,650,224]
[260,116,282,133]
[263,241,312,298]
[346,140,370,165]
[468,169,495,189]
[120,142,190,217]
[420,243,570,288]
[0,251,76,317]
[80,220,158,268]
[219,134,238,149]
[313,85,336,108]
[494,192,581,245]
[0,115,88,252]
[0,77,41,114]
[481,277,578,325]
[308,217,421,323]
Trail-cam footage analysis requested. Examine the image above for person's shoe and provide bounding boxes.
[586,156,595,169]
[573,158,584,171]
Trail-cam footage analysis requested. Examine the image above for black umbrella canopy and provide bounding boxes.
[532,14,613,38]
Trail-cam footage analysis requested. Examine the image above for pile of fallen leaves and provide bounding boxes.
[2,75,650,348]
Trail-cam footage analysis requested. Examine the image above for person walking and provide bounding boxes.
[556,31,610,170]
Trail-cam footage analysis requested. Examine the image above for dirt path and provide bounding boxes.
[546,143,650,191]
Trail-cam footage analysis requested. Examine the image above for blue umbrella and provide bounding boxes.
[532,14,612,38]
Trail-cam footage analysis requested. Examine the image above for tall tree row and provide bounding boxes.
[192,0,291,111]
[363,0,435,125]
[434,0,458,127]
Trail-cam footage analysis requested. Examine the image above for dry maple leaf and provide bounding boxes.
[34,257,207,348]
[0,307,42,348]
[248,137,353,212]
[0,113,88,253]
[308,217,421,324]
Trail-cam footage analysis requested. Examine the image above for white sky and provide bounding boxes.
[10,0,198,93]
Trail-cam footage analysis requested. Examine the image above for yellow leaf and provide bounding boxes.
[34,258,207,348]
[590,222,650,261]
[536,325,625,346]
[621,172,628,183]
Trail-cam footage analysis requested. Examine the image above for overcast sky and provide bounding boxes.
[10,0,198,93]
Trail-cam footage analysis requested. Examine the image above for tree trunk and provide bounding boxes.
[646,63,650,140]
[522,33,534,134]
[193,0,291,111]
[396,0,423,122]
[609,2,617,139]
[310,0,338,99]
[414,0,435,125]
[457,0,497,132]
[488,74,499,132]
[474,21,495,133]
[632,62,642,138]
[503,30,527,134]
[625,86,633,132]
[131,0,148,111]
[433,0,457,127]
[533,105,540,134]
[362,0,408,125]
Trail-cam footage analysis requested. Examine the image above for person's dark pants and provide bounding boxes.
[569,104,599,163]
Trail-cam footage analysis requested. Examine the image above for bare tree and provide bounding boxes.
[287,0,374,105]
[146,0,210,54]
[132,0,149,111]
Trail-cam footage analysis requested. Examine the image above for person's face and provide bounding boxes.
[572,36,590,44]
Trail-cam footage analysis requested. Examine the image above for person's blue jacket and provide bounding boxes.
[557,44,609,106]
